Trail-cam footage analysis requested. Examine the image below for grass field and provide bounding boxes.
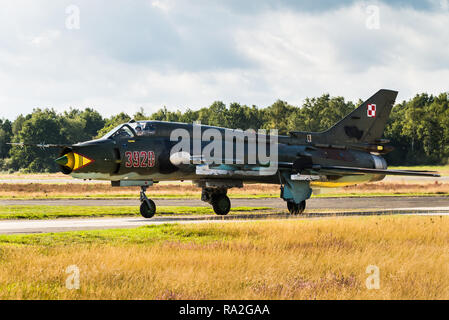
[0,215,447,299]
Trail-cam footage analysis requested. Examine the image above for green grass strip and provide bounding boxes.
[0,224,240,246]
[0,205,271,220]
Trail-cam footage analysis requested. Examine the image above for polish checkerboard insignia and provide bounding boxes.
[367,104,376,117]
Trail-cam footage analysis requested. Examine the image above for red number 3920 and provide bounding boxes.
[125,151,155,168]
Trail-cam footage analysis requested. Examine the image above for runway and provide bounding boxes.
[1,195,448,209]
[0,196,448,234]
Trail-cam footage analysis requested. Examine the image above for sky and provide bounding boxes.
[0,0,448,120]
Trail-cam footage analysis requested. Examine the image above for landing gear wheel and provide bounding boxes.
[287,200,306,215]
[212,194,231,216]
[140,199,156,218]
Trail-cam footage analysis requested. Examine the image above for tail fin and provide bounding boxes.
[324,89,398,144]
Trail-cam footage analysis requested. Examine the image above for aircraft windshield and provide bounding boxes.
[134,122,156,137]
[103,124,136,140]
[102,122,156,140]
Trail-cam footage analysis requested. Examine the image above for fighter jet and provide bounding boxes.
[12,89,440,218]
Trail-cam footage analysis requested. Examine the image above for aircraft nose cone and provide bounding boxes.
[56,151,93,172]
[55,155,69,166]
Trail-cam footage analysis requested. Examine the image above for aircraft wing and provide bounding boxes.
[169,152,440,177]
[319,166,440,177]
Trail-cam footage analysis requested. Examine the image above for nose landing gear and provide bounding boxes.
[140,186,156,218]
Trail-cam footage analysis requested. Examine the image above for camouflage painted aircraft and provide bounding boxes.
[12,89,440,218]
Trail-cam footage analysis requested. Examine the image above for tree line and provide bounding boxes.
[0,92,448,172]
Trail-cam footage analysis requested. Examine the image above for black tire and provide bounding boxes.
[298,200,306,214]
[287,201,298,215]
[287,200,306,215]
[140,199,156,218]
[212,194,231,216]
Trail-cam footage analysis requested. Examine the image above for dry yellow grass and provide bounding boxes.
[0,183,279,198]
[341,181,449,195]
[0,183,200,198]
[1,181,448,198]
[0,173,68,180]
[0,215,448,299]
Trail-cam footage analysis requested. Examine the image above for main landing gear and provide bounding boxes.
[287,200,306,215]
[140,186,156,218]
[280,185,307,215]
[202,188,231,216]
[138,183,234,219]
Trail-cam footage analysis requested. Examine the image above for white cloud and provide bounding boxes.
[151,0,172,12]
[0,1,448,121]
[28,30,61,47]
[428,0,449,10]
[234,2,449,102]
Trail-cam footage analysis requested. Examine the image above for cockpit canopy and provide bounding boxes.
[102,121,157,140]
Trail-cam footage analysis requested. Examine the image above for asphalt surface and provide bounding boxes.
[0,196,448,234]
